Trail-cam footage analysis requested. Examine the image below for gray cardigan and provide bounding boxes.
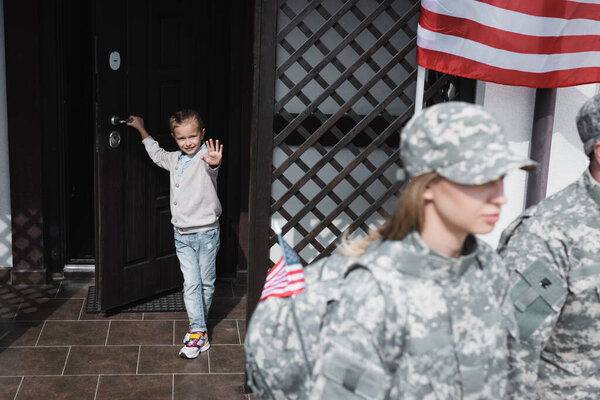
[142,136,221,233]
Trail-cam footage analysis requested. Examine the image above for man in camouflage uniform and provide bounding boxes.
[498,93,600,399]
[308,102,535,399]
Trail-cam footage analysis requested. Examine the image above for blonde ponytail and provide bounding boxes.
[338,172,441,258]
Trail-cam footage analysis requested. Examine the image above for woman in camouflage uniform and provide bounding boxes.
[309,102,536,399]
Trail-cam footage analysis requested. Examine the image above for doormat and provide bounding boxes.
[85,286,186,313]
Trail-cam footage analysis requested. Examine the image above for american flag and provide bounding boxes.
[417,0,600,88]
[259,234,306,302]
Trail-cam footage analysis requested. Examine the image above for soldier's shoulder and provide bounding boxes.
[304,252,356,283]
[503,180,582,237]
[497,184,585,256]
[526,180,582,219]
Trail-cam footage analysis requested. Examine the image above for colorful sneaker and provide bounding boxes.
[179,332,210,359]
[183,322,192,344]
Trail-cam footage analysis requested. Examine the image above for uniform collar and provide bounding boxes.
[583,168,600,207]
[369,231,480,282]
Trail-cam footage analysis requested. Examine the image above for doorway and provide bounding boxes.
[64,0,95,264]
[33,0,252,308]
[92,0,252,309]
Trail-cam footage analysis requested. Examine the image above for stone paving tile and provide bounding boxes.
[37,320,109,346]
[6,284,60,300]
[0,286,21,320]
[96,375,172,400]
[55,280,94,299]
[0,304,18,320]
[63,346,139,375]
[106,320,173,345]
[208,297,245,320]
[0,321,43,347]
[0,377,22,400]
[15,376,98,400]
[15,298,84,321]
[174,374,247,400]
[208,345,245,373]
[137,345,209,374]
[209,319,242,345]
[238,319,246,343]
[0,347,69,376]
[142,311,188,320]
[0,269,9,284]
[0,284,65,321]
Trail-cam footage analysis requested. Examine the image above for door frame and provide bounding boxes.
[40,0,69,277]
[40,0,97,277]
[247,0,278,320]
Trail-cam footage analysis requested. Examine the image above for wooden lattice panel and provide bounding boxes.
[266,0,472,265]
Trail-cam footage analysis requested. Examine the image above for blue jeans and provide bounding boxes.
[174,227,220,332]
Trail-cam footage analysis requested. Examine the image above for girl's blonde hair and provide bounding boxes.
[338,171,441,258]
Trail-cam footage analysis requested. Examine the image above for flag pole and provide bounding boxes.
[272,222,311,373]
[415,65,426,113]
[272,220,282,236]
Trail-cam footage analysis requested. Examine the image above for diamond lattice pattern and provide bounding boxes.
[270,0,421,264]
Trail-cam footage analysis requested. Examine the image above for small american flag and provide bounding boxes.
[259,234,306,301]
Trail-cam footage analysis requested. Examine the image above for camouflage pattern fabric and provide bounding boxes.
[498,170,600,399]
[400,102,536,185]
[576,93,600,155]
[245,253,358,399]
[309,231,519,399]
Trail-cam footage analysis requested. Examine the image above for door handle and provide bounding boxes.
[110,115,131,125]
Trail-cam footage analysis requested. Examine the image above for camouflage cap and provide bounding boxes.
[400,102,536,185]
[576,93,600,155]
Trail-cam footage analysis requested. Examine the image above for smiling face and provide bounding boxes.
[171,121,205,155]
[423,177,507,239]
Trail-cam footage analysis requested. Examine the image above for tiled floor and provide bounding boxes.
[0,278,256,400]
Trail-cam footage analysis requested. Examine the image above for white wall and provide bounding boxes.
[479,82,599,247]
[0,0,12,269]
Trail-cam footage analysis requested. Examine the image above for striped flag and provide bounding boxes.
[417,0,600,88]
[259,234,306,301]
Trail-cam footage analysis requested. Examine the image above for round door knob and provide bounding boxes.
[111,115,131,126]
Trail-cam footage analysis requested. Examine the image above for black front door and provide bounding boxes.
[94,0,238,310]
